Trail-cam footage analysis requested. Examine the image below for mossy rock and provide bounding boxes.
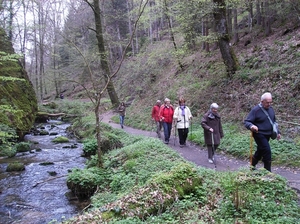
[52,136,69,143]
[39,130,49,135]
[6,162,25,172]
[0,28,37,140]
[67,167,100,199]
[39,162,54,166]
[14,142,31,152]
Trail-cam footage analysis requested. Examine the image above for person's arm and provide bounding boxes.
[244,109,256,131]
[158,106,164,121]
[173,107,179,120]
[219,118,224,138]
[187,107,192,120]
[151,106,155,119]
[201,113,210,131]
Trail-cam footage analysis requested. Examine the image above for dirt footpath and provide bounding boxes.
[100,111,300,203]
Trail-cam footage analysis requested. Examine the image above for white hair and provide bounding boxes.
[164,98,170,102]
[261,92,272,101]
[210,103,219,109]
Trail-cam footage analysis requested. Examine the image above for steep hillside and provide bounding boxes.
[112,21,300,139]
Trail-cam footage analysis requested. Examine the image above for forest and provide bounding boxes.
[1,0,300,223]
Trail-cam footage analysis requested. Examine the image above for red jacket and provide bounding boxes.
[151,104,161,121]
[159,105,174,123]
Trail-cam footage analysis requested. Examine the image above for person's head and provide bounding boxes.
[156,100,161,106]
[210,103,219,114]
[164,98,171,106]
[261,92,272,109]
[178,97,185,106]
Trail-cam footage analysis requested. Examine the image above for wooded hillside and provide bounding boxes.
[1,0,300,137]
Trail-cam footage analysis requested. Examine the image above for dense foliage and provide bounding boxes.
[63,128,300,223]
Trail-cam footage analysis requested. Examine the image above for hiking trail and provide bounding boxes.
[100,110,300,203]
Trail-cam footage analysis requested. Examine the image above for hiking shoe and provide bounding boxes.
[208,159,213,164]
[179,144,184,148]
[121,125,124,129]
[164,140,169,144]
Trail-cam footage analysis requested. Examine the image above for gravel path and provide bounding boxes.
[100,111,300,203]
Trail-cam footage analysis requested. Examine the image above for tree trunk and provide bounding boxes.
[256,0,262,25]
[93,0,120,108]
[233,8,239,44]
[213,0,239,77]
[126,0,135,55]
[163,0,183,70]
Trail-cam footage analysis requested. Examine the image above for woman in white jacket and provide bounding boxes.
[173,98,193,147]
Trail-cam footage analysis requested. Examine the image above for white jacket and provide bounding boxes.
[173,106,192,129]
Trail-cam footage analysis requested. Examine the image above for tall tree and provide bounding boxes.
[163,0,183,70]
[80,0,148,167]
[212,0,239,77]
[85,0,119,108]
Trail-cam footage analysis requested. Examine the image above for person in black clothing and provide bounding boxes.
[244,92,281,172]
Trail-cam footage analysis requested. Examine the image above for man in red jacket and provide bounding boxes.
[151,100,162,138]
[159,98,174,144]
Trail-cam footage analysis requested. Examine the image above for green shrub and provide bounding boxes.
[67,167,109,199]
[0,145,16,157]
[83,138,98,156]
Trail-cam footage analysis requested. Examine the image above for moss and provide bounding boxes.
[52,136,69,143]
[100,163,202,220]
[13,142,31,152]
[6,162,25,172]
[0,27,37,140]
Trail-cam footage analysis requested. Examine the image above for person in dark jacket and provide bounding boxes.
[159,98,174,144]
[118,102,126,128]
[151,100,162,138]
[201,103,224,164]
[244,92,281,172]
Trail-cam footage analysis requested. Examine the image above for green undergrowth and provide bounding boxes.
[112,112,300,168]
[63,131,300,223]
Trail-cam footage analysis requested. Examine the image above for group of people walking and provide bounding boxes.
[151,97,223,163]
[121,92,280,172]
[151,92,280,171]
[152,97,192,147]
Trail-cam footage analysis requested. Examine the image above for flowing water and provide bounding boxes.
[0,120,88,224]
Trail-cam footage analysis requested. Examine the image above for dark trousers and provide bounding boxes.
[207,144,219,160]
[178,128,189,145]
[162,122,172,142]
[252,133,272,171]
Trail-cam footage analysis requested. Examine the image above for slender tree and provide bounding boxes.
[212,0,239,77]
[163,0,183,70]
[80,0,149,167]
[85,0,119,108]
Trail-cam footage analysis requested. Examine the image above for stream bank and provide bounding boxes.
[0,120,88,224]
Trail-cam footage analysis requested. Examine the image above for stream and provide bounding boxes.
[0,120,88,224]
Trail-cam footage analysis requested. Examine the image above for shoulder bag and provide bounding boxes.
[259,105,278,139]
